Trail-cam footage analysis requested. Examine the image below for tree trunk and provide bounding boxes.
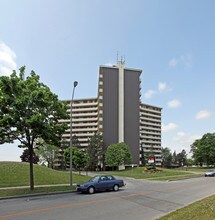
[29,144,34,190]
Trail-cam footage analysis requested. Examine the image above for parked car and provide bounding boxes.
[76,175,125,194]
[204,170,215,177]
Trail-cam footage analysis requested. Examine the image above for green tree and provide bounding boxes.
[177,149,187,166]
[105,142,132,169]
[64,146,88,174]
[161,147,172,167]
[191,133,215,166]
[187,158,194,166]
[87,132,103,170]
[35,138,58,168]
[172,151,178,164]
[0,67,68,189]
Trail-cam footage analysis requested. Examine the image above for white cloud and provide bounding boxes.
[195,110,211,120]
[162,123,178,132]
[170,132,201,155]
[0,42,17,76]
[172,132,201,146]
[162,131,201,156]
[168,58,178,67]
[168,54,192,68]
[158,82,167,91]
[143,82,168,100]
[144,89,156,99]
[168,99,181,108]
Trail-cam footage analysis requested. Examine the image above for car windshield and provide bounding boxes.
[89,176,101,182]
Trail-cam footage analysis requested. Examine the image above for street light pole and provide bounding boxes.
[70,81,78,187]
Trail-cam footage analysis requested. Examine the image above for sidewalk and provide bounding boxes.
[0,184,71,190]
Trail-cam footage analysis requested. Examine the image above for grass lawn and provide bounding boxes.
[158,194,215,220]
[99,167,202,180]
[0,162,90,188]
[0,162,203,197]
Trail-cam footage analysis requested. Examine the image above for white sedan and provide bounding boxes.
[204,170,215,177]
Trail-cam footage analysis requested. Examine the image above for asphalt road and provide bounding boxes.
[0,177,214,220]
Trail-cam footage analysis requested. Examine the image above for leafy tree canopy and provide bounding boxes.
[105,142,132,167]
[177,149,187,166]
[87,132,103,170]
[191,133,215,166]
[0,67,68,189]
[0,67,68,146]
[64,146,88,172]
[35,138,58,168]
[161,147,172,167]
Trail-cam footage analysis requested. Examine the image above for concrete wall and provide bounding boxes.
[101,67,119,149]
[124,69,141,164]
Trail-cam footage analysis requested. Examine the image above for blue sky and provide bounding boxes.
[0,0,215,161]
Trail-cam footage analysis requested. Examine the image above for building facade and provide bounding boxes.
[59,61,162,166]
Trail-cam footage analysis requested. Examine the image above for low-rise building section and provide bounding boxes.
[140,104,162,166]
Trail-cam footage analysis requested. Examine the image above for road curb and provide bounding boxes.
[0,190,77,201]
[167,175,203,182]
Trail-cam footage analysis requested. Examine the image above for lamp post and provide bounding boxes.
[70,81,78,187]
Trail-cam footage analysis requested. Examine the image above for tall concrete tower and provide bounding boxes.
[98,61,142,164]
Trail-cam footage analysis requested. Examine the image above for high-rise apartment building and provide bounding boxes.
[59,61,162,166]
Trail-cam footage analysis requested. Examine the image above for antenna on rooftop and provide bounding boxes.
[117,51,119,63]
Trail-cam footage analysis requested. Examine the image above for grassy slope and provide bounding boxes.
[158,194,215,220]
[0,162,90,187]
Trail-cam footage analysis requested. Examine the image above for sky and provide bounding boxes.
[0,0,215,161]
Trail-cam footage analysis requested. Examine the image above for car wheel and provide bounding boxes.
[113,184,119,192]
[88,186,95,194]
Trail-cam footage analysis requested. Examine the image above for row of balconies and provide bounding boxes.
[72,127,97,132]
[71,107,98,112]
[70,122,98,127]
[141,148,161,153]
[140,110,161,118]
[140,123,161,129]
[140,120,161,126]
[62,133,95,138]
[140,106,161,113]
[140,130,161,135]
[72,112,98,117]
[64,127,97,132]
[72,100,97,105]
[140,125,161,131]
[140,134,161,140]
[141,140,161,144]
[140,116,161,123]
[73,117,98,122]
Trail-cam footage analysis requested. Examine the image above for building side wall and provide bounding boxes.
[101,67,119,149]
[124,70,141,164]
[140,103,162,166]
[60,98,98,148]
